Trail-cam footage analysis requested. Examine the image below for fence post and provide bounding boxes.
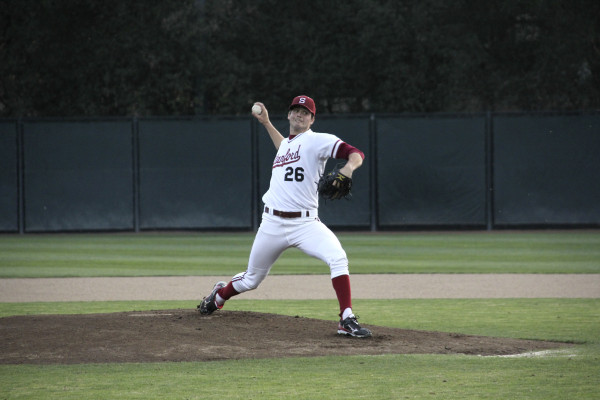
[132,117,140,233]
[369,113,378,232]
[17,118,25,234]
[485,111,494,231]
[251,118,259,231]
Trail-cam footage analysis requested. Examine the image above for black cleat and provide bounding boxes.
[198,281,227,315]
[337,315,372,338]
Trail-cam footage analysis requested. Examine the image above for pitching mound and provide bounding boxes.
[1,310,569,365]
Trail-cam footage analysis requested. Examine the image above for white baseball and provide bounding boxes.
[252,104,262,115]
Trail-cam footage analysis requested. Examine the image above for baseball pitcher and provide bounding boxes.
[199,95,371,338]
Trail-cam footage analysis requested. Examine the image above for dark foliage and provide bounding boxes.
[1,0,597,116]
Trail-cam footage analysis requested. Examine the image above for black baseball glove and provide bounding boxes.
[318,165,353,200]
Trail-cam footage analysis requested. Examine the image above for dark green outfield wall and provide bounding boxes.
[1,113,598,232]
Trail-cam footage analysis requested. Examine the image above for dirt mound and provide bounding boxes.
[0,310,569,365]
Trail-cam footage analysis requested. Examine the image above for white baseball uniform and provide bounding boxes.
[231,129,349,294]
[202,96,371,337]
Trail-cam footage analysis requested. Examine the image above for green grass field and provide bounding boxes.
[0,231,599,277]
[1,231,599,399]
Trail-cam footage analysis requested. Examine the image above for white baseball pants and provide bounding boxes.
[231,212,349,294]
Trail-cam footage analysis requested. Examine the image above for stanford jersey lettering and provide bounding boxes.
[273,145,301,168]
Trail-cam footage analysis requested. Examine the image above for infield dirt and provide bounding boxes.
[1,309,570,365]
[2,274,588,364]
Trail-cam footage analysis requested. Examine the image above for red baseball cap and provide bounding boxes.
[289,95,316,115]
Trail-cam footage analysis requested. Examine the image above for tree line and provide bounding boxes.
[1,0,598,117]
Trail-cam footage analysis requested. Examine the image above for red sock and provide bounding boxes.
[218,281,239,301]
[331,274,352,317]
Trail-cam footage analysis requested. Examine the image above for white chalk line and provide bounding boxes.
[483,349,578,358]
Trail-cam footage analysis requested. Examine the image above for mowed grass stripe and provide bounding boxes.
[0,231,598,277]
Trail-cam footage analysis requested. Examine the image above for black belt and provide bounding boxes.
[264,207,308,218]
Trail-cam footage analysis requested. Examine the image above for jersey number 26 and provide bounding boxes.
[284,167,304,182]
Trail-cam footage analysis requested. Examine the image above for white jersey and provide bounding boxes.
[262,129,342,211]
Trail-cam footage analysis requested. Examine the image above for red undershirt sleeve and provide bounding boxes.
[334,142,365,160]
